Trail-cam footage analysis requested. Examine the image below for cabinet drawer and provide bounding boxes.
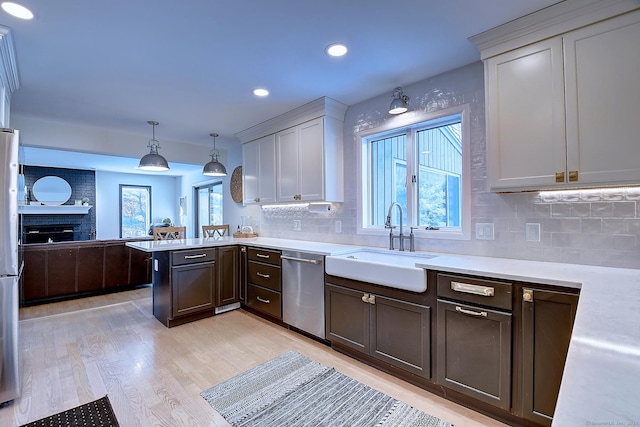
[247,284,281,319]
[437,273,512,310]
[247,261,281,291]
[172,248,216,266]
[248,247,281,266]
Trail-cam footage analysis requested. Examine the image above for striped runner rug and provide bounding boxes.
[201,350,454,427]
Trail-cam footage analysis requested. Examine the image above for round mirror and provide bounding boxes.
[32,176,72,205]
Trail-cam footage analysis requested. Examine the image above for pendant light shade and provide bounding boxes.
[389,87,410,114]
[138,121,170,171]
[203,133,227,176]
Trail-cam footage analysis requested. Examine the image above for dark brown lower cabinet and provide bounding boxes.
[326,282,430,379]
[171,262,215,318]
[519,287,578,425]
[216,246,240,307]
[436,299,512,411]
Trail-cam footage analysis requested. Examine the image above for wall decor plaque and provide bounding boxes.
[230,166,243,203]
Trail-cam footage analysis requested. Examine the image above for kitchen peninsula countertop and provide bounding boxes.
[127,237,639,425]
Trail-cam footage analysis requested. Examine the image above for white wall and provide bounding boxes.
[96,170,179,239]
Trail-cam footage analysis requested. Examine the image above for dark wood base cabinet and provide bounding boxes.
[325,271,579,427]
[325,279,431,379]
[21,239,152,305]
[244,247,282,320]
[152,246,241,327]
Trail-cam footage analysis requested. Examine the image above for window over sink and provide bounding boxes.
[358,105,470,240]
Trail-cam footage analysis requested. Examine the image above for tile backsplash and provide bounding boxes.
[259,62,640,269]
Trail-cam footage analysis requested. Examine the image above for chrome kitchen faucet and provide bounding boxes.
[384,202,415,251]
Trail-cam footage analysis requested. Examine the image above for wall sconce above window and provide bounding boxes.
[389,87,410,114]
[138,120,170,171]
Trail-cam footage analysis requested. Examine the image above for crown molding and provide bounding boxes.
[469,0,640,59]
[235,96,348,143]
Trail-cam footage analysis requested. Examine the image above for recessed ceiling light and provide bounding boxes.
[1,2,34,20]
[326,43,348,57]
[253,88,269,97]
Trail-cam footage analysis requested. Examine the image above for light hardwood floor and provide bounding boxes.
[1,288,507,426]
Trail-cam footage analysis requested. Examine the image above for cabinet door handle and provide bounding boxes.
[455,306,487,317]
[184,254,207,259]
[368,295,376,304]
[451,281,494,297]
[257,272,270,279]
[569,170,579,182]
[362,294,369,303]
[256,296,271,304]
[555,172,565,183]
[256,253,270,259]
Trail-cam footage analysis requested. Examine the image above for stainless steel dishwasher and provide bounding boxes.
[281,250,325,339]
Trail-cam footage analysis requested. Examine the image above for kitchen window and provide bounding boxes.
[119,185,151,238]
[359,105,470,240]
[195,182,223,237]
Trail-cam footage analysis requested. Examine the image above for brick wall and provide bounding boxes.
[22,166,96,240]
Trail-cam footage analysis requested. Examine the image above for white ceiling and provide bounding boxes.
[4,0,561,171]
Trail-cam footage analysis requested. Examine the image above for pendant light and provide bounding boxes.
[389,87,410,114]
[203,132,227,176]
[138,120,170,171]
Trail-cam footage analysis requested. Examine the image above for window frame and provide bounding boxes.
[119,184,152,238]
[357,104,471,241]
[194,180,224,237]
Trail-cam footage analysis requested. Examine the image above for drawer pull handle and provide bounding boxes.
[256,253,270,259]
[451,281,494,297]
[456,306,487,317]
[184,254,207,259]
[257,296,271,304]
[257,272,270,279]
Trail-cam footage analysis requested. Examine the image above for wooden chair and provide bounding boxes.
[153,226,186,240]
[202,224,230,238]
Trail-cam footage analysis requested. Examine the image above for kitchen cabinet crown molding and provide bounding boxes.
[469,0,639,59]
[235,96,347,143]
[0,25,19,93]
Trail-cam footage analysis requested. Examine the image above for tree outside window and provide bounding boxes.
[120,185,151,238]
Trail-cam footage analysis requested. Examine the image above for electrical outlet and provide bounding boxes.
[475,223,494,240]
[526,223,541,242]
[293,220,301,231]
[335,220,342,233]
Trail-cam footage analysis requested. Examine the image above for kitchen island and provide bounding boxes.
[127,237,640,426]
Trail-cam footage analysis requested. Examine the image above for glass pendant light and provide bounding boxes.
[203,132,227,176]
[138,120,170,171]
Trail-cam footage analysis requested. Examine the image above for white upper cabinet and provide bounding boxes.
[0,25,20,128]
[473,1,640,191]
[237,97,347,204]
[563,12,640,186]
[242,134,276,205]
[277,117,330,202]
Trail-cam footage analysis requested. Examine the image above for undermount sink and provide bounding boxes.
[325,249,437,293]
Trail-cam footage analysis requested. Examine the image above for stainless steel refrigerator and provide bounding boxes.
[0,128,20,405]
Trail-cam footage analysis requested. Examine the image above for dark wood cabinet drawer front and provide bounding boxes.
[247,247,281,266]
[247,284,281,319]
[437,273,512,310]
[248,261,281,291]
[171,248,216,266]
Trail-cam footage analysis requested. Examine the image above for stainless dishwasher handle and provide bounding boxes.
[257,296,271,304]
[184,254,207,259]
[280,255,322,265]
[455,306,488,317]
[257,272,270,279]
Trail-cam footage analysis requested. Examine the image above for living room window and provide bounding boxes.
[359,105,470,240]
[119,184,151,238]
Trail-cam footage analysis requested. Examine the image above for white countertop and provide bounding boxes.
[415,254,640,426]
[126,236,358,256]
[129,237,640,424]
